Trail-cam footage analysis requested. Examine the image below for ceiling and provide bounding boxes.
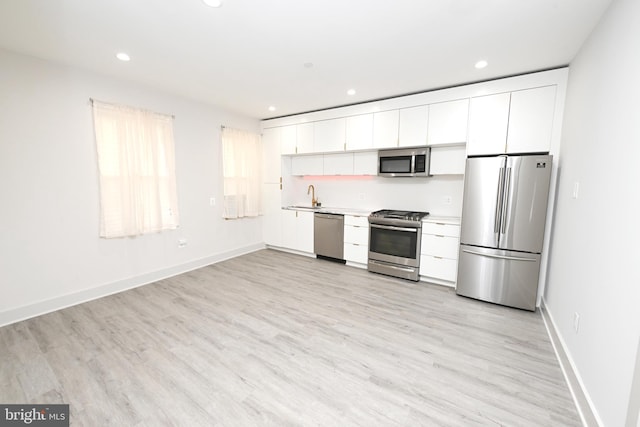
[0,0,612,120]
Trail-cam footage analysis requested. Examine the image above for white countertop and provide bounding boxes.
[283,206,460,223]
[423,215,461,225]
[283,206,372,216]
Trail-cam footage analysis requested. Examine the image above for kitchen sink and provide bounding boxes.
[287,205,322,211]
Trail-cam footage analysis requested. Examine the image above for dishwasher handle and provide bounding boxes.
[314,213,344,220]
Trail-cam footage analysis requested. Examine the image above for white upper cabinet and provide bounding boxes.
[466,85,557,156]
[291,154,323,176]
[280,125,297,155]
[507,86,557,154]
[323,153,354,175]
[467,93,511,156]
[398,105,429,147]
[314,118,345,153]
[353,151,378,175]
[373,110,399,148]
[262,127,282,183]
[296,123,314,154]
[429,145,466,175]
[345,114,374,150]
[427,99,469,145]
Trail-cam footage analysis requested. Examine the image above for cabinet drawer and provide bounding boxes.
[344,224,369,244]
[345,215,369,227]
[422,222,460,237]
[420,255,458,282]
[421,234,459,258]
[344,242,368,264]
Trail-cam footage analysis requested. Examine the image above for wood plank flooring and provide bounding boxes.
[0,249,581,426]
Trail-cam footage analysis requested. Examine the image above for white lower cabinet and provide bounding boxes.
[281,210,314,253]
[420,219,460,286]
[343,215,369,265]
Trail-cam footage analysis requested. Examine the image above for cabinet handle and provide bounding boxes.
[436,235,444,238]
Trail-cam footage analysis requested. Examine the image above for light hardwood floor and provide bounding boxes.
[0,249,581,426]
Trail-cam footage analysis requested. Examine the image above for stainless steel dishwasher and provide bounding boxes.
[314,212,345,261]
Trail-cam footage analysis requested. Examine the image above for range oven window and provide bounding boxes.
[370,225,418,259]
[380,156,412,174]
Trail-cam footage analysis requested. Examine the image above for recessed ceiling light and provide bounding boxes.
[347,89,356,96]
[475,60,488,69]
[268,106,276,112]
[202,0,222,7]
[116,52,130,62]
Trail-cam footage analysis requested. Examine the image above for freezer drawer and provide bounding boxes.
[456,245,541,311]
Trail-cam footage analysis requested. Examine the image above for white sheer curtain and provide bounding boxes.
[92,100,180,238]
[221,127,262,219]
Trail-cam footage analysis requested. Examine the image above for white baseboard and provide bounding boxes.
[540,298,602,427]
[0,243,265,328]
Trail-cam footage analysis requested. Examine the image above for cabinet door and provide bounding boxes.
[295,210,315,253]
[323,153,354,175]
[280,209,297,250]
[373,110,399,148]
[280,125,297,155]
[262,184,282,246]
[353,151,378,175]
[262,127,282,183]
[507,86,557,154]
[467,93,510,156]
[314,118,345,152]
[345,114,373,150]
[429,145,466,175]
[428,99,469,145]
[398,105,428,147]
[344,242,368,264]
[420,255,458,282]
[296,123,314,154]
[421,234,459,259]
[291,155,323,176]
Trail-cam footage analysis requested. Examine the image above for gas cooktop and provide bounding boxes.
[369,209,430,222]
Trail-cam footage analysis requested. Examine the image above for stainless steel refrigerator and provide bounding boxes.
[456,154,552,311]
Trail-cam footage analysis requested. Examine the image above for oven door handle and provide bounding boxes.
[370,223,418,233]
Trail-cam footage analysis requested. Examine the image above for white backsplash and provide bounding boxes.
[282,174,464,216]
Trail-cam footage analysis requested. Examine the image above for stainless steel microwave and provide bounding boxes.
[378,147,431,177]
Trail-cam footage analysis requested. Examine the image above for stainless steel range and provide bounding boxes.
[368,209,429,281]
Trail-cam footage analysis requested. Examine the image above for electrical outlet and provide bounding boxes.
[358,193,365,201]
[572,182,580,199]
[178,239,187,248]
[443,196,452,205]
[573,312,580,333]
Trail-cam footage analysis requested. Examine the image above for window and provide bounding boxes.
[221,127,262,219]
[92,100,179,238]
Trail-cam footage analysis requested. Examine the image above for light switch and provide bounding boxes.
[572,182,580,199]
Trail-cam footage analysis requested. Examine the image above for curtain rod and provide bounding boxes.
[89,98,175,119]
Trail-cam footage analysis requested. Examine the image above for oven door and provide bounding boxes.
[368,223,421,267]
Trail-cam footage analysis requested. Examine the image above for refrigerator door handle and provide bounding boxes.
[462,248,538,262]
[501,167,512,234]
[494,167,505,233]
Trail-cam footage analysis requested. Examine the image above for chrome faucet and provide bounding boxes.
[307,184,318,207]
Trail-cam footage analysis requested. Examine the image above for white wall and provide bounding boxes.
[544,0,640,425]
[0,49,262,326]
